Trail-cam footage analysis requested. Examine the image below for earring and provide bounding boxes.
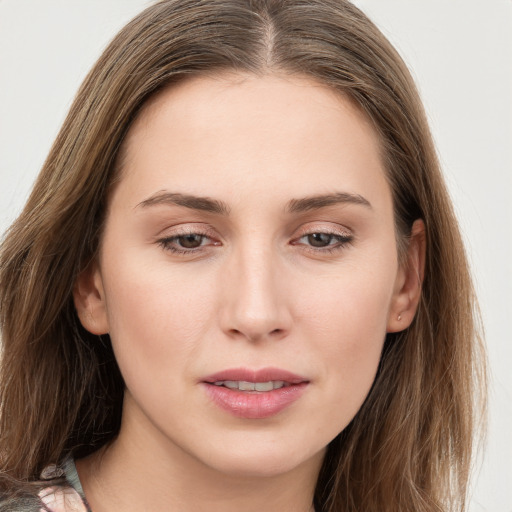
[397,314,402,321]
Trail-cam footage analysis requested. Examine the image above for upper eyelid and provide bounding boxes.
[293,223,352,237]
[156,223,218,238]
[154,222,353,241]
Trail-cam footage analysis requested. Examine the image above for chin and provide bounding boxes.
[200,441,326,479]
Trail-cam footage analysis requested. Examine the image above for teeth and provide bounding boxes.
[213,380,287,391]
[222,380,239,389]
[254,382,273,392]
[239,381,255,391]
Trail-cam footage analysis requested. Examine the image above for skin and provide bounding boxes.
[74,73,424,512]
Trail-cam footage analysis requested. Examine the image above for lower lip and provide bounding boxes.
[202,383,308,419]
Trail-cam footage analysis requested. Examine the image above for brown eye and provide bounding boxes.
[307,233,334,247]
[292,230,353,253]
[158,229,220,255]
[177,234,205,248]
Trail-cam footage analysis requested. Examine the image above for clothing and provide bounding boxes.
[38,459,90,512]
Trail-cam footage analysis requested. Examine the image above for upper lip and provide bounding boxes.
[202,367,309,384]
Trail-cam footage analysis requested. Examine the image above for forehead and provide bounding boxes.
[115,72,390,212]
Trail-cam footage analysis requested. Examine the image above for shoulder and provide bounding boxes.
[38,486,88,512]
[38,458,88,512]
[0,485,87,512]
[0,493,38,512]
[0,458,88,512]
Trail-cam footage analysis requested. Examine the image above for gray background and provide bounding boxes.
[0,1,510,510]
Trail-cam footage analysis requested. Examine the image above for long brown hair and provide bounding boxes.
[0,1,485,510]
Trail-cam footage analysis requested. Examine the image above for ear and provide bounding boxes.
[73,260,109,335]
[387,219,426,333]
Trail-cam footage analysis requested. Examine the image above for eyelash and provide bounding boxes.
[157,228,353,255]
[157,228,219,255]
[291,231,353,254]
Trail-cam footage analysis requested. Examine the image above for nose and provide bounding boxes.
[219,245,292,343]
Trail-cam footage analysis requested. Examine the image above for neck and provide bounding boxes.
[76,403,322,512]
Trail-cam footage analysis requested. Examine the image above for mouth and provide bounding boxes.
[202,367,309,419]
[203,367,308,386]
[211,380,291,392]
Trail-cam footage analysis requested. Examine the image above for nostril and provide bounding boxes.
[226,327,286,342]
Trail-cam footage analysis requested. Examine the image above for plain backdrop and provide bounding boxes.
[0,1,511,510]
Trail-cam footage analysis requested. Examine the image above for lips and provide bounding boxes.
[202,367,309,419]
[213,380,287,391]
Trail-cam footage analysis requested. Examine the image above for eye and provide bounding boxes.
[157,229,220,254]
[303,232,339,247]
[174,233,207,249]
[291,228,353,253]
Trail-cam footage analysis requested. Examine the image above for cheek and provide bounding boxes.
[298,257,395,347]
[311,286,387,380]
[294,260,395,430]
[100,254,217,381]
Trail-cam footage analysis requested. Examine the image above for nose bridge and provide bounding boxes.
[220,240,290,342]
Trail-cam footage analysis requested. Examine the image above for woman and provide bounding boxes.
[0,0,485,511]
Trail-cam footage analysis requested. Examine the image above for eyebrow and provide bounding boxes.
[136,191,230,215]
[286,192,372,213]
[136,190,371,215]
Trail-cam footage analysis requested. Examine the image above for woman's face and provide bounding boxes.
[76,73,416,478]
